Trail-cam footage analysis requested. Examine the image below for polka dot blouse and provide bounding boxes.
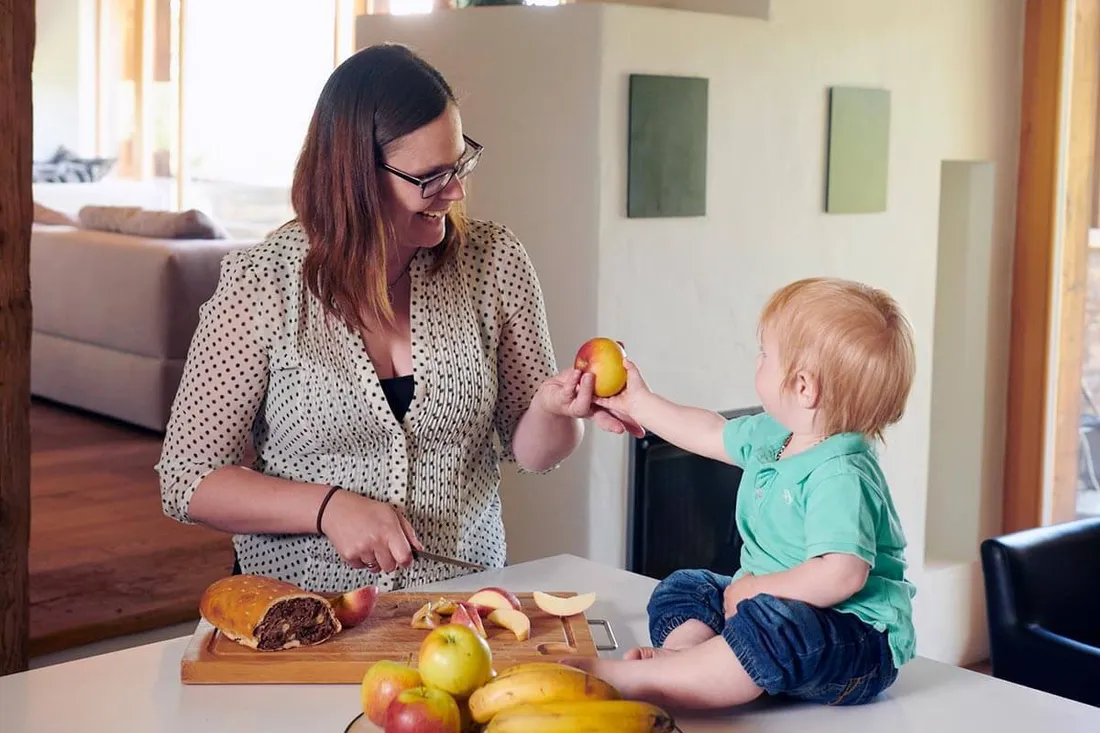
[155,219,558,594]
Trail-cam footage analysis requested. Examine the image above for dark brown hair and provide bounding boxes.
[292,43,467,332]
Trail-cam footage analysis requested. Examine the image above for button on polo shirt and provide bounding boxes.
[722,412,917,668]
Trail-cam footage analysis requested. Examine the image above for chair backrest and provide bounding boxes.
[981,518,1100,647]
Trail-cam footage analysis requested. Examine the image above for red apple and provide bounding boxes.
[384,686,461,733]
[574,338,628,397]
[417,624,494,698]
[449,602,487,638]
[361,660,422,727]
[466,587,522,613]
[331,584,380,628]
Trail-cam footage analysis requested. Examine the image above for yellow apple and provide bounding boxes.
[417,624,494,698]
[533,591,597,617]
[360,659,422,727]
[573,338,628,397]
[486,608,531,641]
[384,686,461,733]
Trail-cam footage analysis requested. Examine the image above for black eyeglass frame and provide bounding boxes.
[381,135,484,199]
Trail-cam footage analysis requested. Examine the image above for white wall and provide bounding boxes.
[33,0,98,160]
[572,0,770,20]
[358,0,1026,665]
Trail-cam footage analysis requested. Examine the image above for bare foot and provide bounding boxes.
[561,635,764,710]
[625,646,678,660]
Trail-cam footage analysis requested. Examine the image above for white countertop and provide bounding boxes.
[2,553,1097,731]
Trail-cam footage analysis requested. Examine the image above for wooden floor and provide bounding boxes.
[29,399,234,657]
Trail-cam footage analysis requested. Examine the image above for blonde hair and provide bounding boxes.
[758,277,915,442]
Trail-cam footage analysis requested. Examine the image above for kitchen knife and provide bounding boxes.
[412,549,488,572]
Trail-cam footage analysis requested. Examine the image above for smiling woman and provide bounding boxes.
[155,44,640,596]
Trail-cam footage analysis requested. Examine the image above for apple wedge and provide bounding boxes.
[411,603,444,630]
[329,584,380,628]
[449,601,488,638]
[532,591,596,617]
[486,608,531,641]
[466,587,522,613]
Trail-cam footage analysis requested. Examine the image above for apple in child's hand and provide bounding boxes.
[383,686,461,733]
[466,587,522,613]
[331,585,380,628]
[361,660,422,727]
[574,337,628,397]
[417,624,494,698]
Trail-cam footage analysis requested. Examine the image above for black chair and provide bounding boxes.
[980,518,1100,707]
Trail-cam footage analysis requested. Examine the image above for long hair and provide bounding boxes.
[292,43,467,332]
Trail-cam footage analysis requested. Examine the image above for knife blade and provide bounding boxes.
[412,549,488,572]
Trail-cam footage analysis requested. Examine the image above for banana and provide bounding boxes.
[468,667,621,723]
[484,700,678,733]
[493,662,587,679]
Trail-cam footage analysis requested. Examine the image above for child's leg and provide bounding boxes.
[642,568,730,652]
[566,593,898,710]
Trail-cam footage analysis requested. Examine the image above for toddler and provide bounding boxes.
[567,277,917,710]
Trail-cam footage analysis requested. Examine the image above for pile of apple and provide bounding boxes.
[362,589,597,733]
[410,587,595,643]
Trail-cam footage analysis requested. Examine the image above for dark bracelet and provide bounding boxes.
[316,485,342,535]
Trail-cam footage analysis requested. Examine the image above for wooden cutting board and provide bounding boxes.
[180,591,602,684]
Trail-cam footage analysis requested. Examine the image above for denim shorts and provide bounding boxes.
[647,568,899,706]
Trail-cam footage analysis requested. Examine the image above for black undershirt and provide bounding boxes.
[379,374,415,422]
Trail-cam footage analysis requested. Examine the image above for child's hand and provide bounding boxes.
[723,572,757,618]
[594,358,650,420]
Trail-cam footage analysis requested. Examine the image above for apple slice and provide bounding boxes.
[430,598,458,616]
[449,601,488,638]
[532,591,596,617]
[467,587,522,613]
[330,585,380,628]
[486,608,531,641]
[411,603,444,630]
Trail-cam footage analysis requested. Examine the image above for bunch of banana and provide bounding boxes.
[484,700,678,733]
[468,663,677,732]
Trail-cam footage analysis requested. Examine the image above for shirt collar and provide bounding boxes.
[753,428,872,482]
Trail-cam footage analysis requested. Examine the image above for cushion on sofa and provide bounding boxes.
[78,205,230,239]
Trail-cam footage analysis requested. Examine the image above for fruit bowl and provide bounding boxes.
[344,713,373,732]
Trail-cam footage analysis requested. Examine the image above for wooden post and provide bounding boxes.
[0,0,35,677]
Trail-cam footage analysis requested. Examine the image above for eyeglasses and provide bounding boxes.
[381,135,484,199]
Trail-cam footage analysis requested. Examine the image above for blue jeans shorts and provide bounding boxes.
[647,568,899,706]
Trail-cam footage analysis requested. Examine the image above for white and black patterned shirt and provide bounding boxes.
[156,219,558,594]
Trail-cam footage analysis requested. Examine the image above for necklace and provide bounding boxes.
[777,433,827,460]
[389,256,414,288]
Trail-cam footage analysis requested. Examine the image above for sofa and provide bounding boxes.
[30,222,258,431]
[980,517,1100,708]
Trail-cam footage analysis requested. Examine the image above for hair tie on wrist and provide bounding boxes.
[316,485,342,535]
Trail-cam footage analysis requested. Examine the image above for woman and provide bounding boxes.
[156,43,637,594]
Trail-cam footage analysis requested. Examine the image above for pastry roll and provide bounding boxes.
[199,574,342,651]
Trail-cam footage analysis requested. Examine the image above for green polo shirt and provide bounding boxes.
[724,412,916,668]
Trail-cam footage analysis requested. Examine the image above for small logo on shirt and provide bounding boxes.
[782,489,793,505]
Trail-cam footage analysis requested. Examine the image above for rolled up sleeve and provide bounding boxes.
[156,251,272,523]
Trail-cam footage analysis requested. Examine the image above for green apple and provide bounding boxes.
[416,624,493,698]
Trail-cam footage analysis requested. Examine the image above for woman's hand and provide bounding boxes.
[319,491,424,574]
[535,368,644,438]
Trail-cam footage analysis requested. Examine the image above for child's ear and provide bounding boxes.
[795,370,820,409]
